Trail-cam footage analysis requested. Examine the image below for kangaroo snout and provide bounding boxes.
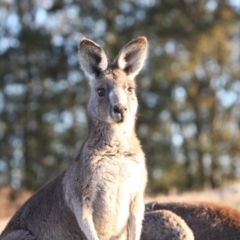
[112,104,127,122]
[113,105,127,114]
[109,88,128,122]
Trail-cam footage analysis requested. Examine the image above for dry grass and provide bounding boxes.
[146,181,240,210]
[1,181,240,233]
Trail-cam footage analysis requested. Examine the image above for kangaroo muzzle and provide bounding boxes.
[109,89,128,122]
[112,105,127,122]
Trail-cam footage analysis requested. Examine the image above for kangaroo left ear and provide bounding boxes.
[114,37,148,80]
[78,38,108,81]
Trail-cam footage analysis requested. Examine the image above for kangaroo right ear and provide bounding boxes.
[78,38,108,80]
[114,36,148,80]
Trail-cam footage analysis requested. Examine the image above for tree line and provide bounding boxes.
[0,0,240,195]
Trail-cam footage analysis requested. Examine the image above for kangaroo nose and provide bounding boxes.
[113,105,127,114]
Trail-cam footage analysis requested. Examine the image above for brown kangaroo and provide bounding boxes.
[0,37,148,240]
[145,201,240,240]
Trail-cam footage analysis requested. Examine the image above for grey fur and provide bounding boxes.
[0,37,148,240]
[141,210,194,240]
[0,230,36,240]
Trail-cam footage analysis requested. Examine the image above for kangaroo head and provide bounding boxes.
[78,37,148,126]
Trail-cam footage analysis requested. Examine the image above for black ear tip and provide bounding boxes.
[80,37,92,43]
[132,36,148,48]
[79,38,101,51]
[138,36,148,42]
[79,37,89,46]
[80,37,88,41]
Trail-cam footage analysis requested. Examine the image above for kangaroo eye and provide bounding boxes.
[127,87,134,93]
[97,89,106,97]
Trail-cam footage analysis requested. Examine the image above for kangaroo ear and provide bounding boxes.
[78,38,108,80]
[114,36,148,80]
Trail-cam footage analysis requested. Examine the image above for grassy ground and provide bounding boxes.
[1,181,240,233]
[146,181,240,210]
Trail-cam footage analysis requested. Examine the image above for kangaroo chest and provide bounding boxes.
[92,151,142,201]
[90,150,145,237]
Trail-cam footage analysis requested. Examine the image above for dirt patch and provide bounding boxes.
[0,187,32,233]
[0,187,32,219]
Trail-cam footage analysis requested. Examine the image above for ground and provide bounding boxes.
[1,182,240,233]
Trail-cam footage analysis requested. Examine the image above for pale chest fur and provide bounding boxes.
[92,151,145,201]
[88,147,147,238]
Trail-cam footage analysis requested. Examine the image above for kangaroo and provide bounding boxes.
[141,210,194,240]
[0,36,148,240]
[145,201,240,240]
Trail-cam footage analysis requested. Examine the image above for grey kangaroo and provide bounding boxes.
[0,36,148,240]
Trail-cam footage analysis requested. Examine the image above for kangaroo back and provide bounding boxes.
[145,201,240,240]
[141,210,194,240]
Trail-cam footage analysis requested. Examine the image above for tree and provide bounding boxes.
[0,0,240,194]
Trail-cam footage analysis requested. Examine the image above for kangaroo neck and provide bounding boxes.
[86,118,136,150]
